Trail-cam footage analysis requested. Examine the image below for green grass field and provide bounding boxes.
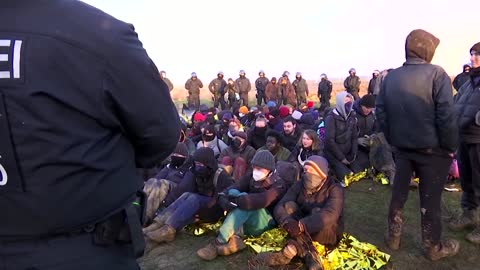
[139,180,479,270]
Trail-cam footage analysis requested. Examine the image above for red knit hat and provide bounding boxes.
[193,112,206,122]
[307,101,314,109]
[279,106,290,118]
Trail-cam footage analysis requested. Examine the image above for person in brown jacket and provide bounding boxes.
[292,72,309,106]
[278,76,296,106]
[256,156,344,269]
[185,72,204,110]
[265,77,279,103]
[160,70,174,91]
[235,70,252,107]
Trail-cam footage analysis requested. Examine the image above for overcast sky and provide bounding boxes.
[83,0,478,84]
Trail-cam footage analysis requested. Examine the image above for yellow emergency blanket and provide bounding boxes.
[245,228,390,270]
[184,220,223,236]
[343,170,390,187]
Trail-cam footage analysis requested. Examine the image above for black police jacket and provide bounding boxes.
[0,0,180,238]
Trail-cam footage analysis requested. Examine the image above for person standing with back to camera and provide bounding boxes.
[0,0,180,269]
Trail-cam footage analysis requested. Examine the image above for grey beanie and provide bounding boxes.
[251,150,276,171]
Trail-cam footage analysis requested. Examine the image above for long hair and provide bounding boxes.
[298,129,321,151]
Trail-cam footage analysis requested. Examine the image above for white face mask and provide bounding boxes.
[252,169,268,181]
[239,113,245,117]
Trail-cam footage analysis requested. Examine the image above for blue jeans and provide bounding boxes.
[161,192,212,230]
[217,189,275,243]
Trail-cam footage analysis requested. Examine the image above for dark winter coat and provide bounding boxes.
[274,177,344,244]
[247,126,271,150]
[282,126,303,152]
[353,101,378,137]
[453,72,471,92]
[288,145,323,164]
[324,109,358,162]
[376,58,458,153]
[255,77,270,92]
[455,77,480,143]
[225,173,287,212]
[219,145,257,165]
[318,79,333,96]
[154,163,191,185]
[164,169,234,217]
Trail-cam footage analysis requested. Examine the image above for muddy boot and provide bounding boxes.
[254,244,297,266]
[145,224,176,243]
[466,209,480,244]
[143,214,169,234]
[304,252,323,270]
[448,209,475,232]
[197,242,219,261]
[424,239,460,261]
[217,235,246,256]
[385,210,403,250]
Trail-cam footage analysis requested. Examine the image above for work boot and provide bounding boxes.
[217,235,246,256]
[145,224,176,243]
[143,213,170,234]
[448,210,475,232]
[254,244,297,266]
[304,252,323,270]
[424,239,460,261]
[385,210,403,250]
[197,242,218,261]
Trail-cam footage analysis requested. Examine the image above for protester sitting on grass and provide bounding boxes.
[256,156,344,269]
[143,142,192,224]
[197,150,287,261]
[219,131,256,181]
[143,148,233,244]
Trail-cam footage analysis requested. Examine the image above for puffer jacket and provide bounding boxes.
[455,76,480,143]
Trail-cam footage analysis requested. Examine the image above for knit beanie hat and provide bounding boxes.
[304,155,329,178]
[239,106,249,115]
[251,150,276,171]
[267,101,277,108]
[471,42,480,54]
[307,101,314,109]
[193,147,216,169]
[235,131,248,141]
[194,112,206,122]
[174,142,189,157]
[279,106,290,118]
[199,104,209,114]
[359,94,376,108]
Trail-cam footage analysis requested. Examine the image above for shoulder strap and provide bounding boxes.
[213,168,223,188]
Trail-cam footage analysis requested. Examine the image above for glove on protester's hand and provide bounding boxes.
[283,219,303,237]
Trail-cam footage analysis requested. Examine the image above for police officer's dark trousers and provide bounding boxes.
[0,233,139,270]
[388,149,451,246]
[458,141,480,211]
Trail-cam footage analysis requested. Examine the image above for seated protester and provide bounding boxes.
[258,130,291,162]
[197,150,287,261]
[238,106,251,128]
[288,129,323,166]
[257,156,344,268]
[144,148,233,243]
[324,91,362,184]
[268,108,284,133]
[247,114,271,150]
[197,124,228,158]
[179,121,197,155]
[190,112,207,145]
[222,118,244,146]
[353,94,379,171]
[143,142,192,223]
[219,131,256,181]
[299,112,317,131]
[216,111,234,142]
[282,116,303,152]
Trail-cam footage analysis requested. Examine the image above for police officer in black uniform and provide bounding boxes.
[0,1,180,269]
